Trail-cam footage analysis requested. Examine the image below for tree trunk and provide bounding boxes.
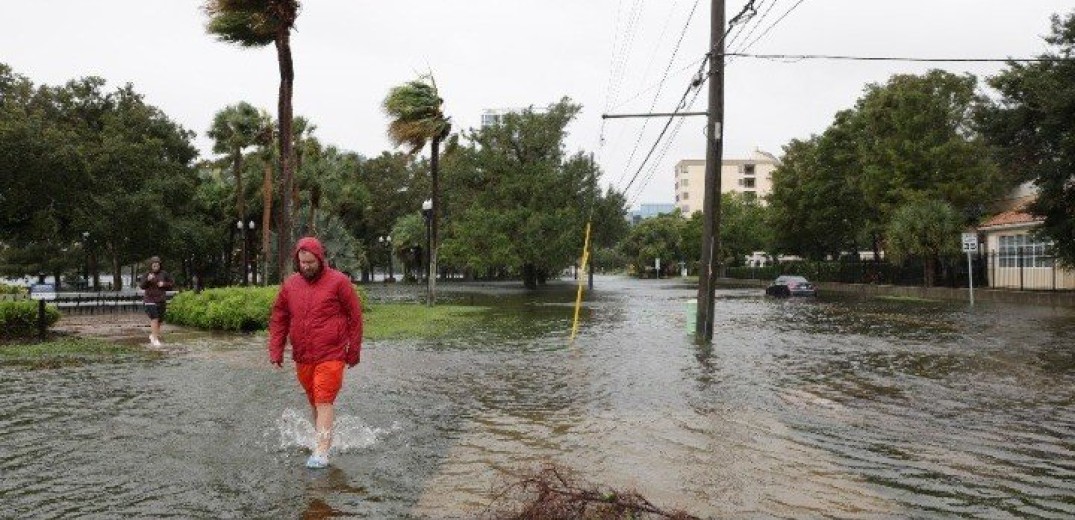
[522,263,538,290]
[924,257,936,287]
[233,150,245,221]
[262,160,274,285]
[275,29,295,279]
[428,136,440,305]
[111,251,122,291]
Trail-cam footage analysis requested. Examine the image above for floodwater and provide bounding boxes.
[1,276,1073,518]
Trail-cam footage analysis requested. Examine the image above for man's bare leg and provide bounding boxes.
[314,403,334,455]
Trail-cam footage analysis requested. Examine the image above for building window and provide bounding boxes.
[680,178,688,187]
[741,164,755,175]
[999,235,1050,268]
[738,178,756,189]
[681,192,689,200]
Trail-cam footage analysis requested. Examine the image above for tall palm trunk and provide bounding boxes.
[428,136,441,305]
[261,160,274,285]
[233,150,245,220]
[275,28,295,278]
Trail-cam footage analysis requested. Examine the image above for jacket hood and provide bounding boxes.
[293,236,327,272]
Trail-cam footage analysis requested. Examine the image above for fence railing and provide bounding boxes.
[727,251,1074,292]
[1,291,148,314]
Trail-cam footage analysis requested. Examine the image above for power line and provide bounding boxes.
[736,0,808,54]
[616,0,704,189]
[723,52,1075,63]
[618,0,759,195]
[727,0,779,54]
[725,0,768,51]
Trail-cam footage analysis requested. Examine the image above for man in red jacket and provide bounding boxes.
[269,237,363,469]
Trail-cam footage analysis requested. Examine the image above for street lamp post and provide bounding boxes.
[236,221,247,285]
[237,220,256,285]
[378,235,394,282]
[247,220,257,285]
[81,231,90,290]
[421,199,433,302]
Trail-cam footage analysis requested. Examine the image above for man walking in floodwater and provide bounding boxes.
[140,256,174,347]
[269,237,363,469]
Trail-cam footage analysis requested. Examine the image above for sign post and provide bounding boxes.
[962,233,978,306]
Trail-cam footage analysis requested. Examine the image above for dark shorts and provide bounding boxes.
[145,302,167,321]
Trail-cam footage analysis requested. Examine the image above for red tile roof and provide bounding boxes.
[979,209,1044,229]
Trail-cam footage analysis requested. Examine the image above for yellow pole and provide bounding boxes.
[571,222,592,341]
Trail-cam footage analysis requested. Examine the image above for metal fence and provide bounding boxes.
[727,251,1074,292]
[1,292,146,314]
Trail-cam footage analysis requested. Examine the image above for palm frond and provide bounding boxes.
[382,77,449,153]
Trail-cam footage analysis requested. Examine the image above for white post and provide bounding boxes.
[967,252,975,306]
[962,232,978,306]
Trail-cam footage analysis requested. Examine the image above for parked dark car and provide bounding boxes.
[765,275,817,297]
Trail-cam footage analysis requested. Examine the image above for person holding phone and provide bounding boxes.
[140,256,174,347]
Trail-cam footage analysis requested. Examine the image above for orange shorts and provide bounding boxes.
[295,360,345,405]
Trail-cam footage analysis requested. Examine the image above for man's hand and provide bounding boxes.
[157,281,164,287]
[147,273,155,281]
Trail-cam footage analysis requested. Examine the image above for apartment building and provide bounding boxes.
[480,106,549,128]
[674,149,780,215]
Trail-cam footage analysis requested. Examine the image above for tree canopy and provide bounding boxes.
[980,11,1075,267]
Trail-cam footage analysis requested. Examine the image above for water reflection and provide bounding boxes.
[1,276,1072,518]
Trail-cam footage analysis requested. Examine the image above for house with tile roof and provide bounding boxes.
[977,185,1075,290]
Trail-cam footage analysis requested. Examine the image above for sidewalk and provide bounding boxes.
[715,278,1075,308]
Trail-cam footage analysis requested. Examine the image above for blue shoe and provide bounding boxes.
[305,453,329,469]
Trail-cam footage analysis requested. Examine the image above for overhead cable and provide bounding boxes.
[723,52,1075,63]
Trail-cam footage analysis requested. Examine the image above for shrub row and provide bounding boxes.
[0,301,60,339]
[0,283,28,295]
[167,284,368,332]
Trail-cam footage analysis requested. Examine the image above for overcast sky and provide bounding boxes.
[3,1,1071,209]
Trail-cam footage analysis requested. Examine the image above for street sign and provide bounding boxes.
[961,232,978,253]
[29,283,57,301]
[961,233,977,305]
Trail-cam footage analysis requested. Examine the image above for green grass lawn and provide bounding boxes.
[365,303,489,340]
[0,303,490,367]
[0,337,160,368]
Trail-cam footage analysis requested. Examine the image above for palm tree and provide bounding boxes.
[290,116,323,232]
[207,101,262,224]
[383,75,451,304]
[203,0,300,278]
[253,109,276,284]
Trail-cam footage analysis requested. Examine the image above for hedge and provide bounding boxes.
[0,301,60,339]
[167,284,368,332]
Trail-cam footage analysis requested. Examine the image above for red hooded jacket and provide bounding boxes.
[269,237,363,366]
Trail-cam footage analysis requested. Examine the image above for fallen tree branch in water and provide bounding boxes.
[480,464,702,520]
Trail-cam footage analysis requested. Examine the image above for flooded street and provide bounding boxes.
[2,276,1073,518]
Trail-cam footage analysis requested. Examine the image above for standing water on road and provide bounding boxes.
[1,276,1073,518]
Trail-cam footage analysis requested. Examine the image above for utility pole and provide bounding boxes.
[695,0,725,342]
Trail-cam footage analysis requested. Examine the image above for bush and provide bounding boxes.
[167,284,368,332]
[0,301,60,339]
[0,283,28,295]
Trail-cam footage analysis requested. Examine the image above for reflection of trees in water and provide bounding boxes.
[302,467,370,519]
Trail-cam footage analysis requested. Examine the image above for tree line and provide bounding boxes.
[2,5,1071,291]
[619,10,1075,286]
[0,63,627,290]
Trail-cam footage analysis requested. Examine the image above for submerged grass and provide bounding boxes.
[0,337,159,368]
[365,304,489,340]
[873,295,941,304]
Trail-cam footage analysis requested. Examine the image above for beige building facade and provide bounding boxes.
[977,183,1075,290]
[674,149,780,215]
